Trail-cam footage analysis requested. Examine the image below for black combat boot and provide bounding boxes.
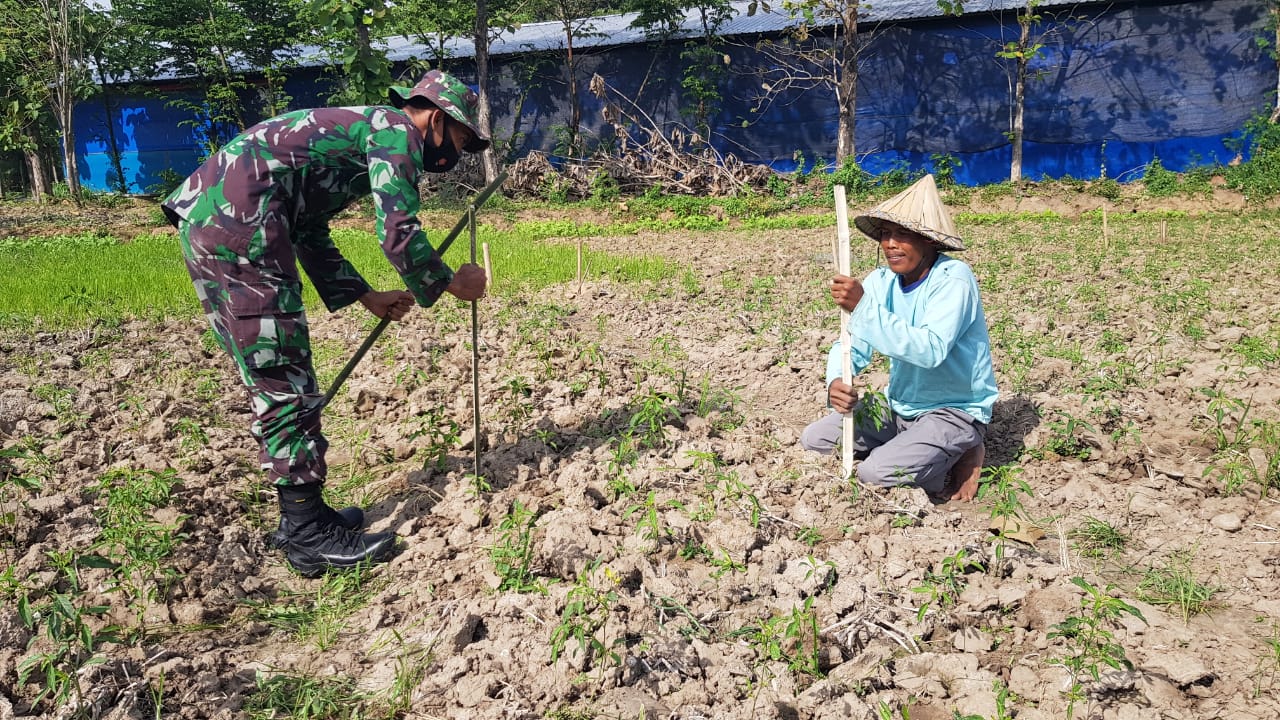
[268,488,365,549]
[276,483,396,577]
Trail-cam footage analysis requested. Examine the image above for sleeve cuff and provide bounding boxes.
[403,267,454,308]
[319,279,374,313]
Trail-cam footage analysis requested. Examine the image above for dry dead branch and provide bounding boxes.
[501,74,778,200]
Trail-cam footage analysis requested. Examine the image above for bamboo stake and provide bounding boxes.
[576,237,584,293]
[482,241,493,288]
[833,185,854,480]
[469,205,481,479]
[1101,206,1110,261]
[1160,219,1167,242]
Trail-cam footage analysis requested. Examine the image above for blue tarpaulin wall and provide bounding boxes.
[75,0,1274,192]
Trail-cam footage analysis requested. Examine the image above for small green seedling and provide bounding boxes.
[1048,577,1146,719]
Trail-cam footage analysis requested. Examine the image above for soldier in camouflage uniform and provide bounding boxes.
[164,69,490,577]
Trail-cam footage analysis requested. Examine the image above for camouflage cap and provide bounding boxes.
[389,69,490,152]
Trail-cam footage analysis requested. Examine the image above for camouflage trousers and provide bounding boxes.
[177,221,327,486]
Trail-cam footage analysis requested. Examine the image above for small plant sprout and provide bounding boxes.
[488,501,544,593]
[1136,553,1219,623]
[1,441,45,548]
[796,526,823,547]
[245,672,367,720]
[709,549,746,578]
[623,490,669,549]
[1069,516,1129,559]
[17,552,121,713]
[628,388,681,450]
[1047,577,1146,720]
[407,408,461,472]
[911,548,984,621]
[549,562,623,677]
[1254,620,1280,696]
[978,463,1035,564]
[731,596,823,686]
[465,473,491,498]
[1043,411,1096,459]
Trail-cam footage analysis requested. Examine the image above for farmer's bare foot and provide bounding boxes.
[948,444,984,502]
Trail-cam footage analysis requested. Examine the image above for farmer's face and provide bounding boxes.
[879,225,938,285]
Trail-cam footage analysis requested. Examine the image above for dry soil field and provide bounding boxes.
[2,186,1280,720]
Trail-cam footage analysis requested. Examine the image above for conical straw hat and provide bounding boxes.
[853,174,964,251]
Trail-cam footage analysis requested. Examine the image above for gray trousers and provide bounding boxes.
[800,404,986,495]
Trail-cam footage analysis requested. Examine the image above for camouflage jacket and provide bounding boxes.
[164,106,453,310]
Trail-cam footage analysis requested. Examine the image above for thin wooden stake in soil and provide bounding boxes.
[1161,219,1167,242]
[576,237,584,293]
[320,170,509,409]
[470,205,482,479]
[834,185,854,480]
[482,241,492,289]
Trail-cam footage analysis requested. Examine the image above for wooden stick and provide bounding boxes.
[576,237,584,293]
[834,185,854,481]
[482,241,493,288]
[469,205,481,478]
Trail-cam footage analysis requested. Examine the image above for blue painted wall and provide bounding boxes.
[73,0,1274,191]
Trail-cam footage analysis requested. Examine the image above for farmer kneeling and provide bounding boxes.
[163,70,489,576]
[800,175,998,502]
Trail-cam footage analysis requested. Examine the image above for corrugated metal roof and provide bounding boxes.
[369,0,1095,64]
[133,0,1097,79]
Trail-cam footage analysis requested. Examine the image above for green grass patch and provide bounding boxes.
[0,232,191,328]
[0,224,677,330]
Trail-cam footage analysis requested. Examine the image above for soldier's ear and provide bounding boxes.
[426,109,447,139]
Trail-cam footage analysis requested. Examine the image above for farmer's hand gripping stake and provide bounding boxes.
[320,170,509,409]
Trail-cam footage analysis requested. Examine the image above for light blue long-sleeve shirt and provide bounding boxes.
[825,254,998,424]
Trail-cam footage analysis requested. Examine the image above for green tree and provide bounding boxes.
[36,0,94,201]
[473,0,524,182]
[0,0,63,200]
[742,0,865,163]
[390,0,473,71]
[525,0,610,157]
[998,0,1045,183]
[309,0,394,106]
[113,0,305,155]
[628,0,735,142]
[1261,1,1280,121]
[84,7,149,193]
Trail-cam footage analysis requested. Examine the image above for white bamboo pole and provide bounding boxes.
[833,185,854,480]
[482,241,493,289]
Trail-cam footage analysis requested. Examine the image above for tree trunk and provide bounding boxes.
[835,3,859,163]
[475,0,499,183]
[564,22,580,155]
[1273,8,1279,123]
[44,0,82,202]
[58,100,81,199]
[1010,16,1031,183]
[25,148,49,202]
[101,86,128,193]
[1011,62,1025,183]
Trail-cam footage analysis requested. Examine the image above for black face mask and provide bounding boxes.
[423,123,461,173]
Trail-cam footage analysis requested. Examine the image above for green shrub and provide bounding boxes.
[589,170,619,203]
[930,153,962,188]
[144,169,186,198]
[1091,177,1122,201]
[1142,158,1180,197]
[1224,114,1280,200]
